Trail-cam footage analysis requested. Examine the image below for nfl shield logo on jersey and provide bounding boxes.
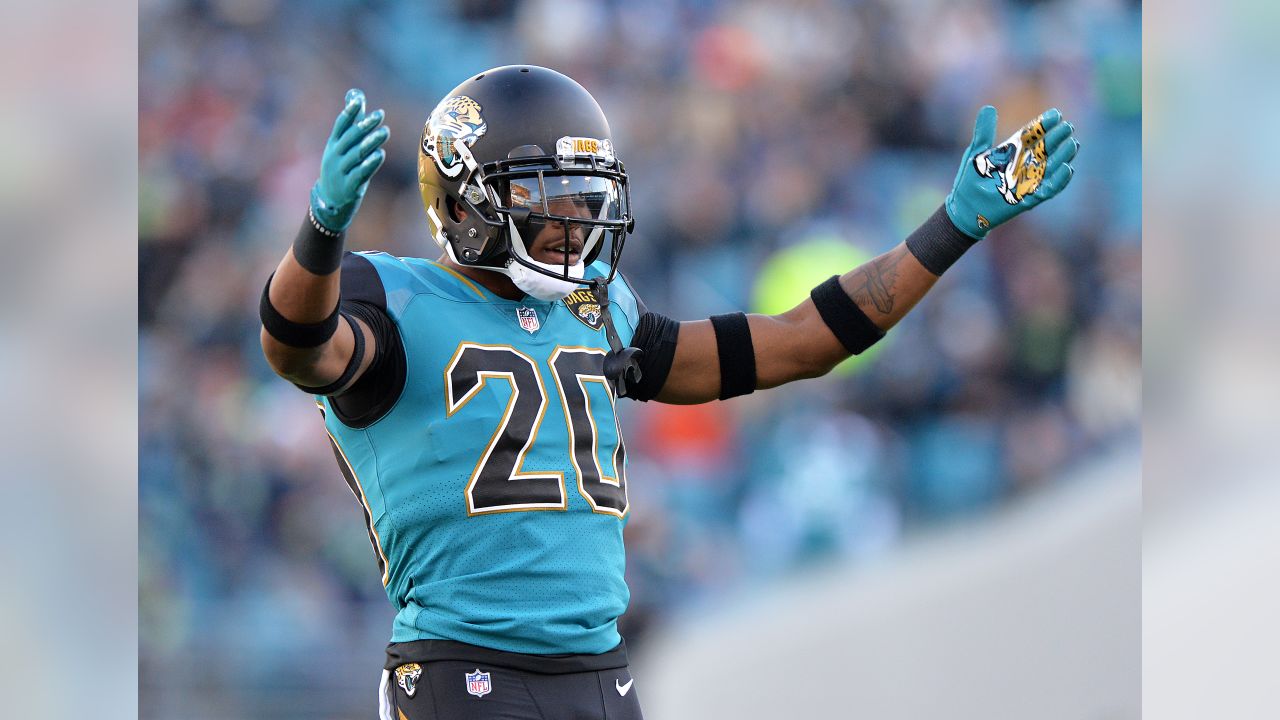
[465,669,492,698]
[516,306,540,334]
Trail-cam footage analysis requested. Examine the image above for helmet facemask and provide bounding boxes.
[430,135,632,300]
[496,169,627,286]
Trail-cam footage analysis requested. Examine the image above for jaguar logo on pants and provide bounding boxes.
[394,663,422,697]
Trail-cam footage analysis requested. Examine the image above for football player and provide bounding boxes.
[258,65,1078,719]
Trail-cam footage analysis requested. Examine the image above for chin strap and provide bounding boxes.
[589,277,644,397]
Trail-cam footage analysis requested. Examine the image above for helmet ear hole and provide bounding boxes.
[446,196,467,222]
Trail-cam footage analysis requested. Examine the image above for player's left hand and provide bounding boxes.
[310,88,390,233]
[945,106,1080,239]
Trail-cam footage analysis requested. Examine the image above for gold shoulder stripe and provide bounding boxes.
[427,260,487,300]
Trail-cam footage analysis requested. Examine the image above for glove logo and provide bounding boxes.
[422,95,488,179]
[973,117,1049,205]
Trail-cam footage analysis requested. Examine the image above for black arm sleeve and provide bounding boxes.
[623,312,680,401]
[324,253,407,428]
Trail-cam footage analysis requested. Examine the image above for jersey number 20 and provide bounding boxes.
[445,344,628,517]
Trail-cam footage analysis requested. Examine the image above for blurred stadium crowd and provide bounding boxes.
[140,0,1139,715]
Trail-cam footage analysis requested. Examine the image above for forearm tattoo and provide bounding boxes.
[847,245,908,316]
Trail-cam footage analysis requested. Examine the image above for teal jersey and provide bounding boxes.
[318,253,642,655]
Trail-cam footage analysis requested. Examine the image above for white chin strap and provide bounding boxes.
[505,258,585,301]
[500,217,587,301]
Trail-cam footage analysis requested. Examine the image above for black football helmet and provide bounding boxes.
[418,65,633,297]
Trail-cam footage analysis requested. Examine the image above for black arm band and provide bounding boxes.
[904,205,979,276]
[810,276,885,355]
[259,273,341,348]
[291,209,346,275]
[294,313,365,395]
[625,312,680,401]
[709,312,756,400]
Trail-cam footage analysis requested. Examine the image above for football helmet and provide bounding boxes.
[418,65,634,300]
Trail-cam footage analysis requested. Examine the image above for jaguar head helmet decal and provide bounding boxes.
[422,95,488,178]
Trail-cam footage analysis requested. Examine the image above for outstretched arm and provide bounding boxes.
[260,89,389,391]
[654,241,935,403]
[652,106,1080,404]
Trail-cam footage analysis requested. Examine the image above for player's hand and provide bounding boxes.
[945,106,1080,239]
[310,89,390,233]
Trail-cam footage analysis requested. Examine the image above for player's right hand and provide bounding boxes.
[310,88,390,233]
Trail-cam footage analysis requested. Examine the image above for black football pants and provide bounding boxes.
[381,659,644,720]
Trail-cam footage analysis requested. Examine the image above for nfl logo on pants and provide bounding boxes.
[466,669,492,698]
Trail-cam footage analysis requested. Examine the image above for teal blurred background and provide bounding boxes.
[138,0,1140,717]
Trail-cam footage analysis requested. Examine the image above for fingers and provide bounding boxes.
[1038,113,1076,197]
[340,125,390,173]
[1032,111,1078,201]
[1043,119,1074,155]
[336,108,386,154]
[1036,107,1063,132]
[969,105,998,153]
[351,149,387,186]
[1035,162,1075,200]
[356,108,386,133]
[1045,134,1080,169]
[329,88,366,142]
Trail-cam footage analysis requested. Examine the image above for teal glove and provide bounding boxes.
[310,89,390,233]
[945,106,1080,239]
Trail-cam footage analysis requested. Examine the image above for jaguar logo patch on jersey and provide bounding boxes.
[395,663,422,697]
[422,95,487,179]
[563,289,604,330]
[465,669,492,698]
[516,306,541,333]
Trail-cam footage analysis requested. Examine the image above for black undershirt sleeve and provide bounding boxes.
[292,312,365,395]
[614,273,679,402]
[624,312,680,401]
[323,253,407,428]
